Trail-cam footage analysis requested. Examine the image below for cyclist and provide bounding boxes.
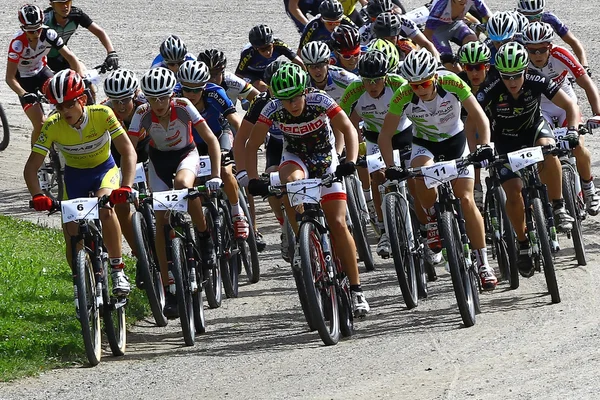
[339,50,413,259]
[177,60,249,239]
[358,0,403,45]
[151,35,196,72]
[298,0,357,52]
[235,60,291,260]
[300,41,360,102]
[367,38,401,74]
[244,63,370,316]
[423,0,492,63]
[6,4,84,145]
[236,24,304,92]
[102,69,150,260]
[475,42,579,277]
[484,11,520,64]
[522,22,600,215]
[379,49,498,290]
[329,25,364,74]
[456,41,495,211]
[127,67,222,317]
[516,0,589,73]
[284,0,325,33]
[44,0,118,72]
[199,49,260,106]
[24,69,137,300]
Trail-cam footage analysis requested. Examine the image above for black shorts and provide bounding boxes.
[47,56,70,73]
[239,69,265,84]
[412,130,466,162]
[148,144,196,190]
[363,125,413,151]
[111,137,150,168]
[17,67,53,108]
[266,138,283,168]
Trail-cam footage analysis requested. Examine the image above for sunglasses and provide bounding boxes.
[22,26,42,33]
[307,62,328,70]
[109,97,133,106]
[500,71,525,81]
[322,18,341,25]
[56,98,79,111]
[362,76,385,85]
[339,51,360,60]
[524,13,543,20]
[409,77,436,90]
[255,44,273,52]
[181,86,205,93]
[147,95,171,104]
[464,63,487,72]
[526,46,550,55]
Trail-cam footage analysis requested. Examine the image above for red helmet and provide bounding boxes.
[331,25,360,52]
[43,69,85,104]
[18,4,44,30]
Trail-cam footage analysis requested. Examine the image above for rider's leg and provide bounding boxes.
[25,104,46,146]
[114,203,135,251]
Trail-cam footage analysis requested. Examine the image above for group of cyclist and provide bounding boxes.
[7,0,600,328]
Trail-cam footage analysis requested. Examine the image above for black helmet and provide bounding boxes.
[359,50,389,78]
[331,25,360,51]
[249,24,274,47]
[373,12,403,38]
[263,60,287,85]
[366,0,394,19]
[197,49,227,70]
[319,0,344,20]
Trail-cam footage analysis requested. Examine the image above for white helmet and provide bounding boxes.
[487,11,518,42]
[399,48,437,82]
[159,35,187,63]
[104,69,139,100]
[516,0,545,14]
[300,41,331,65]
[510,11,530,33]
[140,67,177,97]
[177,60,210,86]
[522,21,554,44]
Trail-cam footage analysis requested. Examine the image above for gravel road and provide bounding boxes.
[2,0,600,399]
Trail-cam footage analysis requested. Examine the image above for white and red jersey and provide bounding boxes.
[7,27,64,77]
[128,98,204,151]
[529,45,586,101]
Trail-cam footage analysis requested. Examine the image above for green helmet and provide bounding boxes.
[458,41,491,65]
[495,42,529,73]
[270,63,308,100]
[367,38,400,73]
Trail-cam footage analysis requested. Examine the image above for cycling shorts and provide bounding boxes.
[410,131,474,180]
[266,138,283,169]
[17,67,53,111]
[280,149,346,203]
[239,69,265,85]
[431,21,474,56]
[111,138,150,168]
[148,145,199,192]
[63,157,120,200]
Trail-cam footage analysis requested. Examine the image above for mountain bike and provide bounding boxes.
[31,195,128,366]
[263,173,355,345]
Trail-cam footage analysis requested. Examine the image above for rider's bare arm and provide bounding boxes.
[58,46,85,76]
[551,88,580,129]
[87,22,115,54]
[575,74,600,115]
[112,134,137,188]
[5,61,26,97]
[331,110,358,163]
[246,121,270,179]
[463,95,490,146]
[562,31,588,67]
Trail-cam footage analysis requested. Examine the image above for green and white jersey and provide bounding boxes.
[339,74,411,134]
[388,71,472,143]
[309,66,360,103]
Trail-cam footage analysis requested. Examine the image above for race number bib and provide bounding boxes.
[153,189,189,211]
[393,149,402,167]
[366,152,386,173]
[404,5,429,25]
[422,160,459,189]
[61,197,99,223]
[507,147,544,172]
[269,171,282,186]
[286,179,322,207]
[553,128,572,150]
[133,162,146,183]
[197,156,212,177]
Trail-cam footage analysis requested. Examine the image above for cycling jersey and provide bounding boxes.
[477,69,560,147]
[521,11,569,38]
[222,71,253,103]
[150,53,197,69]
[308,66,360,102]
[425,0,491,30]
[244,91,284,142]
[33,105,124,169]
[188,83,236,143]
[340,74,411,135]
[43,6,92,70]
[8,28,64,77]
[389,72,471,143]
[236,39,297,81]
[128,98,203,151]
[258,88,341,176]
[299,15,357,49]
[359,16,420,45]
[284,0,324,33]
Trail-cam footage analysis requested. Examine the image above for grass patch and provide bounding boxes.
[0,215,149,382]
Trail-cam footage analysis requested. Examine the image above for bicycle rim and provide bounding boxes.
[563,166,586,266]
[0,103,9,151]
[532,198,560,303]
[239,190,261,283]
[75,249,101,365]
[203,208,222,308]
[299,222,340,345]
[172,238,195,345]
[102,259,126,356]
[495,187,519,289]
[346,176,374,271]
[220,203,238,299]
[337,275,354,338]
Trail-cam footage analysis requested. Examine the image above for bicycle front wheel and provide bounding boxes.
[220,202,239,299]
[238,190,261,283]
[0,103,9,151]
[102,260,126,357]
[439,211,476,327]
[172,238,195,346]
[495,187,519,289]
[563,165,586,266]
[532,198,560,303]
[203,207,223,308]
[299,221,340,345]
[75,249,102,365]
[384,193,418,309]
[345,175,375,271]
